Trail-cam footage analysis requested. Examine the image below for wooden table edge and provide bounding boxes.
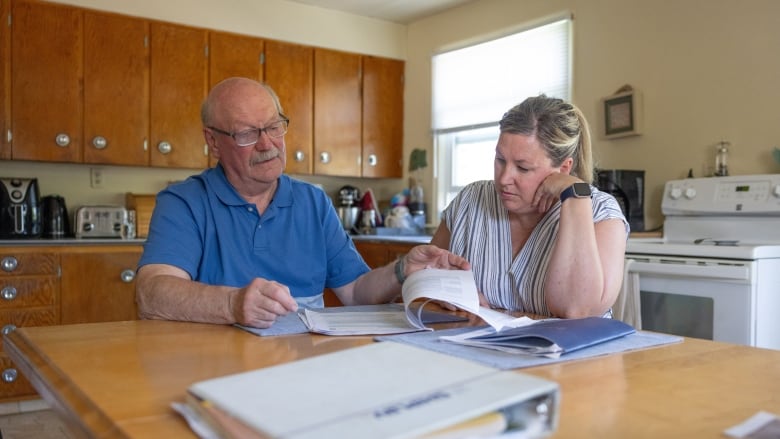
[4,329,131,439]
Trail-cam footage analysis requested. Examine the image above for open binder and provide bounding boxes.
[181,342,559,438]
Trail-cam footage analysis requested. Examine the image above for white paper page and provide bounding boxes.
[402,269,480,328]
[300,309,423,335]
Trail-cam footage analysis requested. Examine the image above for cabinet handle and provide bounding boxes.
[2,324,16,335]
[1,256,18,272]
[120,269,136,283]
[92,136,108,149]
[2,369,17,383]
[294,150,305,162]
[158,141,172,154]
[367,154,378,167]
[1,286,17,301]
[55,133,71,147]
[319,151,330,164]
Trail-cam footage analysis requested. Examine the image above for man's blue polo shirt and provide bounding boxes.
[138,165,369,305]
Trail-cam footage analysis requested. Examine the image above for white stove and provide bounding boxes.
[625,174,780,350]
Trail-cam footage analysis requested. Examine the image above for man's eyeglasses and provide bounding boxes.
[208,116,289,147]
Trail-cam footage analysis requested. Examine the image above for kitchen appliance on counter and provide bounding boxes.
[41,195,70,239]
[0,177,42,239]
[337,185,361,233]
[625,174,780,350]
[596,169,645,232]
[75,206,133,239]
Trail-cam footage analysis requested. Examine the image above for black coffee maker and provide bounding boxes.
[596,169,645,232]
[0,177,42,238]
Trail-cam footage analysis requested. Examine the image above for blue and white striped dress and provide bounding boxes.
[441,180,628,316]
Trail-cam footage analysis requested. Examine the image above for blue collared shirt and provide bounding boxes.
[138,165,369,305]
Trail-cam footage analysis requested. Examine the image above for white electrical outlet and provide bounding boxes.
[90,168,104,189]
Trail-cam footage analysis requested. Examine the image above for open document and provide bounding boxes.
[299,269,534,336]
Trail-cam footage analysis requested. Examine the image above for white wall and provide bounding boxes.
[406,0,780,230]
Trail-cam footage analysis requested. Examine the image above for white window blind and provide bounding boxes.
[432,17,573,217]
[432,17,572,131]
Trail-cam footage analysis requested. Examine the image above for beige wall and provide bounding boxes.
[1,0,408,212]
[407,0,780,230]
[5,0,780,229]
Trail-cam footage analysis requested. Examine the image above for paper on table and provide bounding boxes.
[299,269,531,336]
[403,269,537,332]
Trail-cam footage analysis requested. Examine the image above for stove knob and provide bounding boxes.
[669,187,683,200]
[684,188,697,199]
[773,184,780,198]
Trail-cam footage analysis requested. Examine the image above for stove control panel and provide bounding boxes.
[663,174,780,215]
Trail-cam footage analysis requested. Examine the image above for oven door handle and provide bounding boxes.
[626,261,750,281]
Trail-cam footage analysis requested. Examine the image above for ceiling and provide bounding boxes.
[287,0,474,24]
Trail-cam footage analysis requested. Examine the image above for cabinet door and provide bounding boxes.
[149,22,208,169]
[60,247,142,324]
[0,0,9,160]
[362,56,404,178]
[11,0,83,163]
[83,11,150,166]
[207,31,264,167]
[265,40,313,175]
[313,48,361,176]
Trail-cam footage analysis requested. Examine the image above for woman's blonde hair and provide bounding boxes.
[499,95,593,183]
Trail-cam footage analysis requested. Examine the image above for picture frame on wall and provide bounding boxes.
[602,88,642,139]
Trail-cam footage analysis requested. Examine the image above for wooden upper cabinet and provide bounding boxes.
[313,48,362,176]
[208,31,264,87]
[207,31,264,167]
[11,0,83,163]
[362,56,404,178]
[265,40,313,176]
[149,22,208,169]
[83,11,150,166]
[0,0,9,160]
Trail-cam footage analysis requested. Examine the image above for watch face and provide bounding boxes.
[572,182,592,197]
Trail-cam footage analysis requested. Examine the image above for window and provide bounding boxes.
[432,17,572,216]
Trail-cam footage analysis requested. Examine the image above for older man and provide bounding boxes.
[136,77,469,328]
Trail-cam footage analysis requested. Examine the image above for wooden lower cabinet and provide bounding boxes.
[354,240,416,268]
[0,244,142,402]
[0,249,60,401]
[60,246,142,324]
[324,240,417,307]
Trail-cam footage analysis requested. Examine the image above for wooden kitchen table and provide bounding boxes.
[4,319,780,438]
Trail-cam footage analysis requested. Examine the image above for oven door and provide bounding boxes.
[625,254,756,346]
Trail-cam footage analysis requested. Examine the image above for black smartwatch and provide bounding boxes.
[560,182,592,203]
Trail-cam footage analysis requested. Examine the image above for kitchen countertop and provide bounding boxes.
[0,238,146,247]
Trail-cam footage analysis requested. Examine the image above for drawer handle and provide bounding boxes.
[1,256,18,272]
[120,269,136,283]
[55,133,71,147]
[2,368,17,383]
[158,141,172,155]
[92,135,108,149]
[1,286,17,301]
[2,324,16,335]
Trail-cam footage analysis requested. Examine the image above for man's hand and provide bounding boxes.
[231,278,298,328]
[404,244,471,274]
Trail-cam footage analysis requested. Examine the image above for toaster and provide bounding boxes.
[75,206,129,239]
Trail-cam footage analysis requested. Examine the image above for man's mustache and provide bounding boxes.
[250,147,280,165]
